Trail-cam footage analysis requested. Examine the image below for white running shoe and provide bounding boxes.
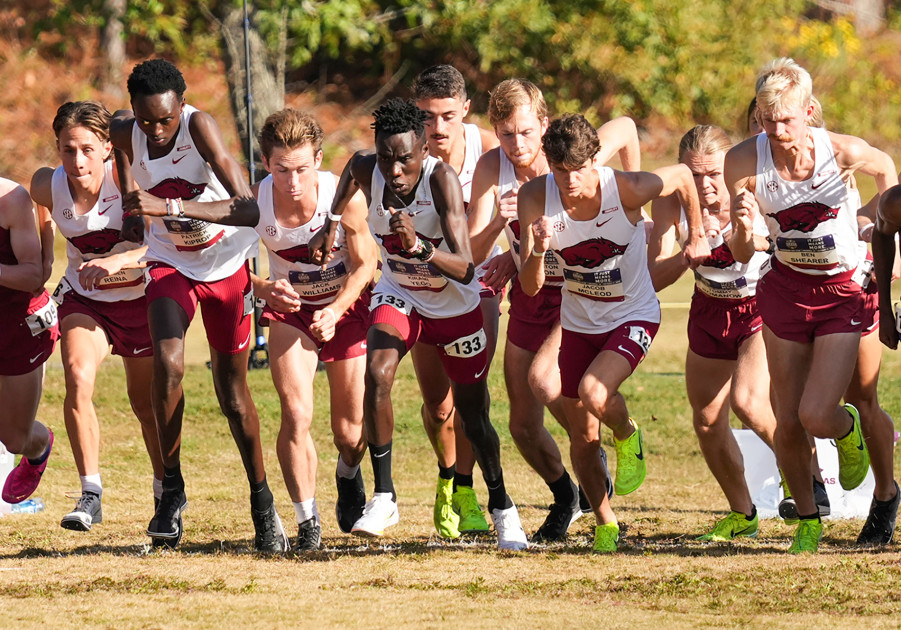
[351,492,399,537]
[491,503,529,551]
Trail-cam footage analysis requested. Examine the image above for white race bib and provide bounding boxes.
[443,329,487,358]
[26,300,58,337]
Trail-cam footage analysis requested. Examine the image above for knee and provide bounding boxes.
[279,401,313,435]
[797,399,835,436]
[529,373,558,408]
[64,361,96,403]
[154,350,184,389]
[1,433,27,455]
[334,429,365,455]
[578,380,611,418]
[422,400,454,426]
[365,360,396,401]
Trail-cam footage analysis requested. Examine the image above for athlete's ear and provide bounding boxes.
[261,153,271,172]
[540,116,549,134]
[314,149,323,169]
[101,139,113,162]
[462,98,471,118]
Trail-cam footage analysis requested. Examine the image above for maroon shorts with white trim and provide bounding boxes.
[859,279,879,337]
[262,292,371,362]
[687,290,762,361]
[756,259,865,343]
[146,261,253,355]
[370,295,488,385]
[507,278,562,353]
[559,320,659,399]
[57,288,152,358]
[0,291,59,376]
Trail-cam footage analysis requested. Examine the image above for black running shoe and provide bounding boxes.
[295,517,322,552]
[147,489,187,548]
[60,491,102,532]
[531,495,581,543]
[335,469,366,534]
[600,447,614,499]
[780,476,830,524]
[813,478,831,517]
[252,502,289,553]
[857,480,900,545]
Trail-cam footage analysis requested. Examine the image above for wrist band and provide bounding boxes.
[406,236,425,257]
[173,198,185,218]
[421,241,437,262]
[165,198,173,216]
[322,307,336,322]
[859,223,875,241]
[327,210,342,222]
[531,246,546,258]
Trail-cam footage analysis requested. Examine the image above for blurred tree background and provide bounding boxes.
[2,0,901,177]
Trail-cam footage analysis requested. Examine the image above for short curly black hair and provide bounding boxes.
[127,59,187,100]
[542,114,599,170]
[411,65,467,101]
[371,98,428,141]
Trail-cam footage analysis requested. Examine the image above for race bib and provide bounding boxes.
[852,258,874,290]
[695,273,751,300]
[371,292,413,316]
[51,278,73,306]
[288,262,348,301]
[26,300,58,337]
[386,258,448,292]
[775,235,840,270]
[163,217,226,252]
[97,267,144,289]
[243,288,254,317]
[443,329,488,358]
[563,268,625,302]
[627,325,653,356]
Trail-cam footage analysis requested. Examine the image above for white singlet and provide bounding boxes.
[130,103,258,282]
[50,161,145,302]
[255,172,350,307]
[459,123,483,208]
[677,208,770,300]
[755,127,860,275]
[546,165,659,333]
[368,156,480,318]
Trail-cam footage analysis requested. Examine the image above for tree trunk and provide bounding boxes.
[99,0,126,99]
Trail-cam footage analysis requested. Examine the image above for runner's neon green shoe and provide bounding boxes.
[592,522,620,553]
[696,510,759,542]
[788,518,823,554]
[434,476,461,539]
[613,418,646,495]
[837,404,869,491]
[452,486,489,533]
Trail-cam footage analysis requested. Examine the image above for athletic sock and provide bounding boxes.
[547,471,576,506]
[485,472,513,512]
[162,465,184,493]
[293,498,319,525]
[152,477,163,501]
[746,505,757,521]
[369,441,395,500]
[453,472,474,492]
[799,512,820,521]
[249,476,274,512]
[27,439,52,466]
[80,474,103,497]
[336,456,359,480]
[438,463,455,481]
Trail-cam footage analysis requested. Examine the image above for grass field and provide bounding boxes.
[2,269,901,629]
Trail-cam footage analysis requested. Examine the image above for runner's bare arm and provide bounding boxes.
[425,162,475,283]
[0,183,43,293]
[830,132,899,195]
[874,184,901,349]
[724,139,759,264]
[251,272,301,314]
[310,151,371,267]
[517,177,548,296]
[647,193,689,291]
[467,149,505,265]
[109,111,135,164]
[597,117,640,171]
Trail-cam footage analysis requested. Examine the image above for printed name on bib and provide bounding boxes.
[163,217,226,252]
[371,292,413,316]
[563,268,625,302]
[288,262,348,300]
[386,258,448,292]
[444,329,488,358]
[775,234,839,270]
[98,267,145,289]
[695,273,750,300]
[26,300,58,336]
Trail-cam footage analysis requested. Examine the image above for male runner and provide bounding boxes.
[311,98,528,550]
[467,79,643,541]
[519,114,706,552]
[726,57,896,553]
[110,59,288,551]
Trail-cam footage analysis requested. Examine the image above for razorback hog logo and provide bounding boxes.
[767,202,838,234]
[702,242,736,269]
[275,243,339,264]
[509,220,522,241]
[148,177,207,201]
[378,232,443,258]
[557,237,627,269]
[67,228,124,255]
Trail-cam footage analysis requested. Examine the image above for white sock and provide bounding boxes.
[80,474,103,497]
[152,477,163,500]
[336,456,359,480]
[293,498,319,525]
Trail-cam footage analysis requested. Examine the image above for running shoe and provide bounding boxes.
[433,476,461,538]
[351,493,399,537]
[294,517,322,552]
[2,429,53,504]
[491,503,529,551]
[452,486,490,533]
[252,501,289,553]
[836,403,870,491]
[788,518,822,554]
[592,522,620,553]
[696,510,758,542]
[613,419,646,495]
[531,479,581,543]
[857,480,900,545]
[600,447,614,499]
[335,470,366,534]
[147,488,187,548]
[60,491,102,532]
[813,478,831,517]
[779,474,830,524]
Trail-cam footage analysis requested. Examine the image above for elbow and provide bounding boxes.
[234,198,260,227]
[456,263,475,285]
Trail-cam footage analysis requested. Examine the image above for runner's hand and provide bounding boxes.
[310,307,338,342]
[262,278,301,313]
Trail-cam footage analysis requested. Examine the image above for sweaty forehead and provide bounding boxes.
[376,130,421,154]
[132,91,181,120]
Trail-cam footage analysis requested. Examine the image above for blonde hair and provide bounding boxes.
[259,108,323,159]
[488,79,547,127]
[755,57,812,117]
[678,125,732,162]
[808,95,825,128]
